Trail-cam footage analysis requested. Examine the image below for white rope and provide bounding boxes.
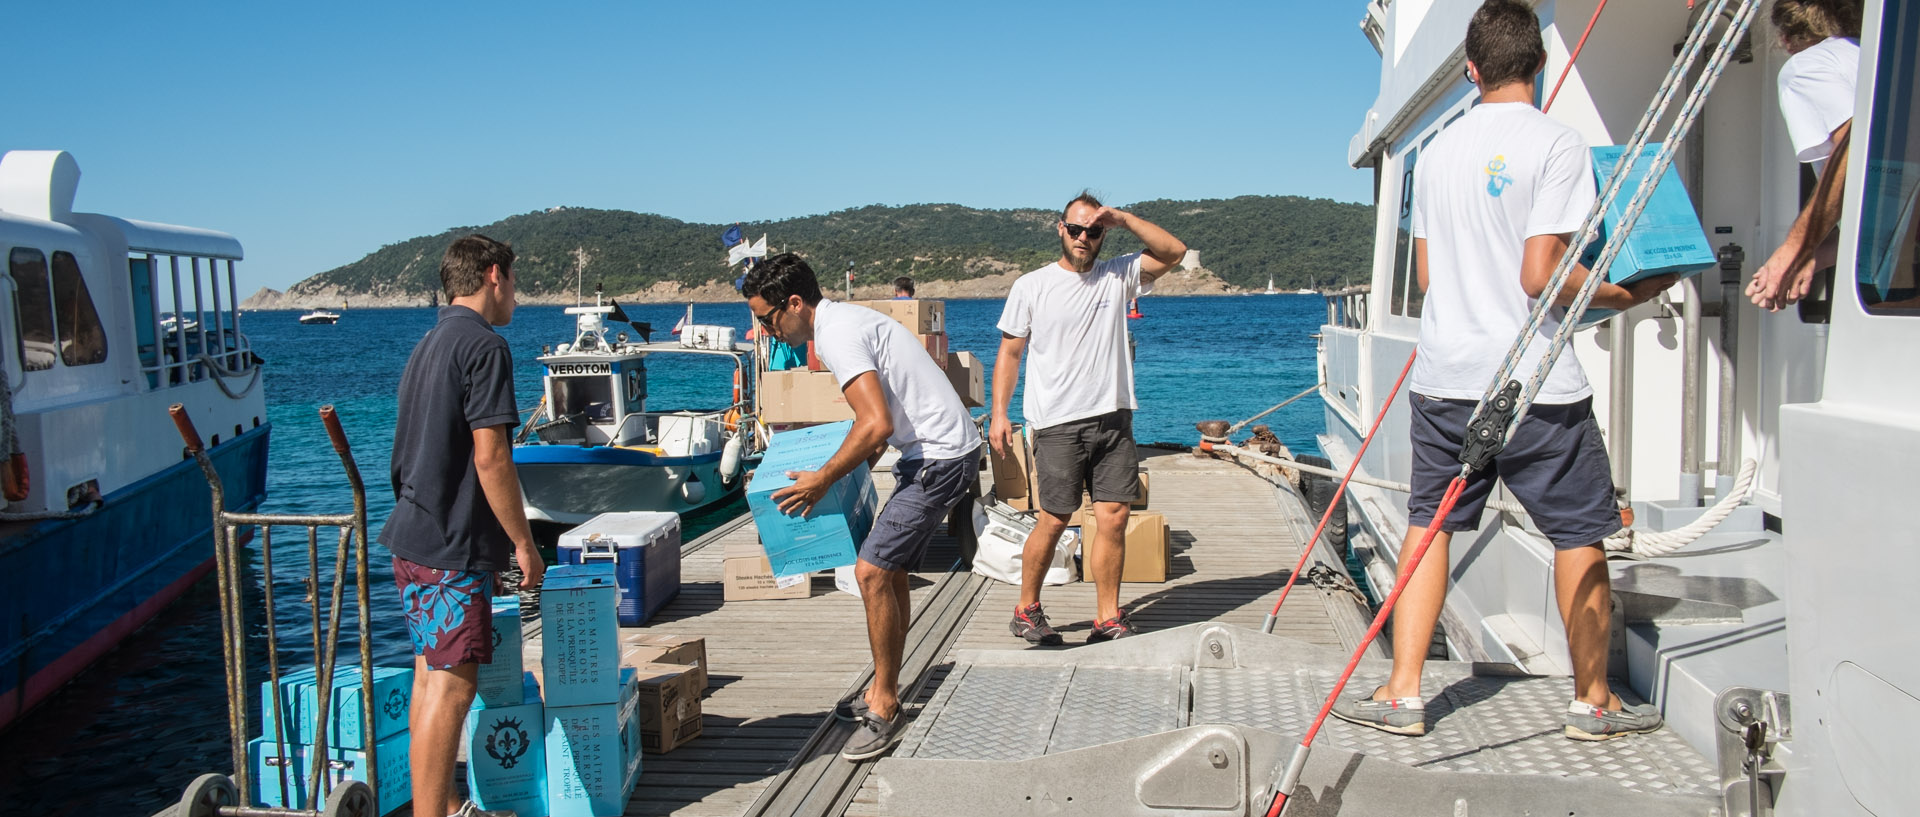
[1604,458,1758,556]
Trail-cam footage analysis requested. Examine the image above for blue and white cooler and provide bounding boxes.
[557,512,683,627]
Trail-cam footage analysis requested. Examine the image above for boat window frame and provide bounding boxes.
[8,247,57,373]
[50,250,109,367]
[1853,1,1920,317]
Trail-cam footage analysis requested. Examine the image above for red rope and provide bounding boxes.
[1265,477,1468,817]
[1266,350,1417,619]
[1543,0,1610,114]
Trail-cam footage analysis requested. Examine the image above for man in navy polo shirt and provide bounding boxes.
[381,234,544,817]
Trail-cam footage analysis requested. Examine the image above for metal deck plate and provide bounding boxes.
[898,625,1719,801]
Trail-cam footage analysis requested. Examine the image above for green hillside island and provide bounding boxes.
[259,196,1372,306]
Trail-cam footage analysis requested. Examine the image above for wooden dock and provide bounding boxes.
[519,447,1372,817]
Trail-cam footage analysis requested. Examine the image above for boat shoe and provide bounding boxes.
[841,707,907,761]
[1563,699,1664,741]
[1328,688,1427,736]
[1010,602,1064,645]
[451,800,518,817]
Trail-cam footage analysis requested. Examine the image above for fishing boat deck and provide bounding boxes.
[513,446,1716,817]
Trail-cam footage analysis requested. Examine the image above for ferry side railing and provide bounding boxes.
[168,403,378,817]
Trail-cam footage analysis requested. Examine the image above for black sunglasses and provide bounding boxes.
[754,302,786,329]
[1062,222,1106,241]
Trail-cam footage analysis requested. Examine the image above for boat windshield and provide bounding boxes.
[551,375,615,423]
[1856,2,1920,315]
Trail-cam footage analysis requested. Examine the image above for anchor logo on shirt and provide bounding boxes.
[1485,155,1514,197]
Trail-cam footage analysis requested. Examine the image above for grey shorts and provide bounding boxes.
[1407,393,1622,550]
[1032,410,1140,517]
[859,448,981,573]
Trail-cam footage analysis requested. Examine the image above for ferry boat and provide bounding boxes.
[1307,0,1917,812]
[296,308,339,325]
[0,150,268,731]
[512,298,758,525]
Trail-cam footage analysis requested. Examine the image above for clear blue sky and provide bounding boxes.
[4,2,1380,292]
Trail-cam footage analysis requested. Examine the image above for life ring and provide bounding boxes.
[3,452,29,502]
[732,368,743,405]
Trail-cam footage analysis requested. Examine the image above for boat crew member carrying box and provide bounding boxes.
[742,253,982,761]
[1745,0,1861,311]
[990,192,1186,644]
[1329,1,1675,742]
[381,235,546,817]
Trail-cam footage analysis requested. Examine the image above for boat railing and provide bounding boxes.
[1324,285,1370,330]
[139,252,259,394]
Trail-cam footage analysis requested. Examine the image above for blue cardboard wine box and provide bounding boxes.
[259,664,413,750]
[475,596,526,709]
[745,421,878,577]
[466,672,546,817]
[541,563,622,708]
[545,667,643,817]
[249,730,411,816]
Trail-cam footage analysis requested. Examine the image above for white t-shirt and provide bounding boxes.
[1778,37,1859,165]
[811,299,978,461]
[1409,102,1597,405]
[996,253,1151,429]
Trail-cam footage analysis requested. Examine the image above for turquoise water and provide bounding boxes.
[0,294,1327,815]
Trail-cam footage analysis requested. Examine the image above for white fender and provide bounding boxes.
[680,471,707,505]
[719,434,745,486]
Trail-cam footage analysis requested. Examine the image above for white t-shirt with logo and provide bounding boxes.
[1778,37,1859,165]
[996,253,1151,430]
[1409,102,1597,405]
[811,299,978,461]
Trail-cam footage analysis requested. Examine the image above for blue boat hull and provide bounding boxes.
[0,423,270,731]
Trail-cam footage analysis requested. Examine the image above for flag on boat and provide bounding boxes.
[671,304,693,335]
[721,224,743,249]
[727,234,768,267]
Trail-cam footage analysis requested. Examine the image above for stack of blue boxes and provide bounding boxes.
[746,420,879,577]
[542,563,643,817]
[466,596,546,816]
[252,664,414,815]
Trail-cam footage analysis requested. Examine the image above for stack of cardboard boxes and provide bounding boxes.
[253,664,415,815]
[987,427,1169,583]
[758,299,983,424]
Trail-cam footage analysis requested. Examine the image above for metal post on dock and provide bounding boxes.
[1680,276,1705,507]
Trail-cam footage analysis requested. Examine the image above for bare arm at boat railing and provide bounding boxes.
[1087,207,1188,284]
[1749,119,1852,311]
[989,333,1027,460]
[771,372,892,516]
[473,423,544,590]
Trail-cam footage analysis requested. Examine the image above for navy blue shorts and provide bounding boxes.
[859,449,981,573]
[1032,410,1140,516]
[1406,393,1621,550]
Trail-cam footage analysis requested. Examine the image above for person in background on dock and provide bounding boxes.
[381,234,546,817]
[743,253,981,762]
[1745,0,1860,311]
[990,192,1186,644]
[893,276,915,299]
[1329,0,1675,742]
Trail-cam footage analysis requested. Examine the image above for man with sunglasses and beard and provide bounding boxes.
[742,253,981,761]
[990,192,1186,644]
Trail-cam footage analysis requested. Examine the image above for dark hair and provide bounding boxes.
[892,276,915,296]
[1772,0,1860,49]
[441,234,514,299]
[1465,0,1546,91]
[741,252,824,307]
[1061,190,1103,221]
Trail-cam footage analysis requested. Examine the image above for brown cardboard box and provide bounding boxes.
[809,333,945,370]
[1082,510,1170,583]
[758,369,854,424]
[722,541,812,600]
[849,299,945,334]
[620,633,707,697]
[989,426,1036,511]
[946,351,984,407]
[630,662,704,753]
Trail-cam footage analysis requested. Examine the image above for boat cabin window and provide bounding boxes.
[552,375,616,424]
[1855,3,1920,316]
[1390,147,1423,319]
[8,248,57,372]
[50,252,107,367]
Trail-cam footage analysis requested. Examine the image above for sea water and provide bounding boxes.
[0,294,1328,815]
